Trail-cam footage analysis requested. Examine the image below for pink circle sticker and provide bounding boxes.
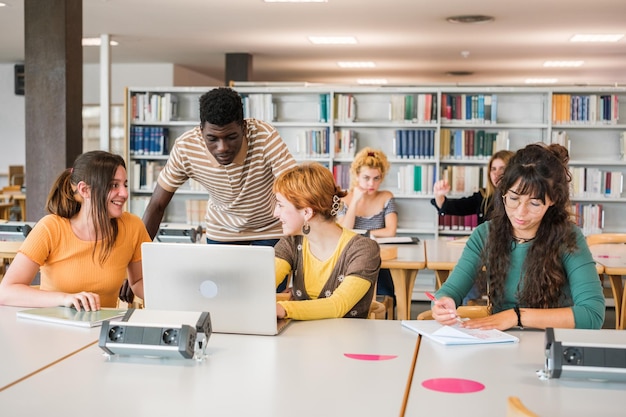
[421,378,485,393]
[343,353,397,361]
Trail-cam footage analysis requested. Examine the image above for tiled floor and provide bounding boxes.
[409,301,617,329]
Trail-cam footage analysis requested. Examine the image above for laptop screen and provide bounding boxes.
[141,242,281,335]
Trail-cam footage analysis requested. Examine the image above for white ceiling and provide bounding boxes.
[1,0,625,86]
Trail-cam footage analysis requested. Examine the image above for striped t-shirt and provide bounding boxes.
[157,119,296,241]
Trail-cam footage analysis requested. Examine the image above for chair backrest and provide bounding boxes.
[368,299,387,319]
[416,305,490,320]
[586,233,626,246]
[506,396,539,417]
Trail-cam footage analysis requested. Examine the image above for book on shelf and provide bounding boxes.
[17,306,127,328]
[293,127,330,158]
[334,94,356,122]
[438,213,478,232]
[389,93,437,123]
[440,94,496,123]
[393,129,435,159]
[131,92,178,122]
[319,93,330,123]
[571,203,604,235]
[332,164,350,190]
[570,167,623,198]
[132,161,163,191]
[333,129,357,158]
[397,164,435,195]
[242,93,275,122]
[401,320,519,345]
[552,93,620,124]
[440,129,508,159]
[440,165,486,194]
[129,126,169,156]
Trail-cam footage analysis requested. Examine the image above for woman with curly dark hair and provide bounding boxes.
[431,143,605,330]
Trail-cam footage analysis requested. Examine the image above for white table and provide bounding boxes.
[405,329,626,417]
[0,319,420,417]
[0,307,100,391]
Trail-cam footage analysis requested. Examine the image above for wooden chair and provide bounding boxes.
[368,299,387,319]
[416,305,490,320]
[0,241,22,281]
[586,233,626,329]
[506,396,540,417]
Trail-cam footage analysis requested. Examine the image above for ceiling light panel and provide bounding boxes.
[309,36,357,45]
[570,34,624,42]
[337,62,376,68]
[543,61,584,67]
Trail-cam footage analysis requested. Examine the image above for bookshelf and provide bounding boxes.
[124,85,626,238]
[550,88,626,235]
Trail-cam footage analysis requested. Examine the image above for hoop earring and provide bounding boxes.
[302,222,311,235]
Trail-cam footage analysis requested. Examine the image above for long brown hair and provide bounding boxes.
[481,149,514,215]
[46,151,126,264]
[478,143,575,310]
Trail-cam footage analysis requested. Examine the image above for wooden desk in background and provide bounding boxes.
[12,194,26,221]
[380,242,426,320]
[424,239,466,289]
[0,202,11,220]
[0,240,22,280]
[589,243,626,330]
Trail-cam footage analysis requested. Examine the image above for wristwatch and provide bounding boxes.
[514,305,523,329]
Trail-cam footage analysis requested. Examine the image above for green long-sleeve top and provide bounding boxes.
[435,222,605,329]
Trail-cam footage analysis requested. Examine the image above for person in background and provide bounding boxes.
[431,143,605,330]
[0,151,151,310]
[142,87,296,246]
[273,163,381,320]
[431,149,514,225]
[431,149,514,305]
[336,147,397,303]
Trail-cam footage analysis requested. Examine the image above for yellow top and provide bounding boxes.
[275,229,371,320]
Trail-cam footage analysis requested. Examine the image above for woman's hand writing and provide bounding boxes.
[430,296,460,326]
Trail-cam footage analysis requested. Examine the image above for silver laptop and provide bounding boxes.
[141,242,290,336]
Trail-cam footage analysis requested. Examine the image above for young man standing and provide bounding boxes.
[142,87,296,246]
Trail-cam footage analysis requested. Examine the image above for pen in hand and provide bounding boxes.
[424,291,463,324]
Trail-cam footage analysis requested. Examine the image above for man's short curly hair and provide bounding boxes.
[199,87,244,127]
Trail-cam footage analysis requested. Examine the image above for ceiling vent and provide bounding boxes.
[446,15,494,24]
[446,71,474,77]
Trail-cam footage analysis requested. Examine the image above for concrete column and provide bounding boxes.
[24,0,83,221]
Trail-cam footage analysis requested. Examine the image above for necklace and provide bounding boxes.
[513,235,536,244]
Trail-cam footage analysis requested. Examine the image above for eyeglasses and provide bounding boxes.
[502,194,546,214]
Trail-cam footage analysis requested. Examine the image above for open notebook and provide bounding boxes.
[142,242,290,336]
[401,320,519,345]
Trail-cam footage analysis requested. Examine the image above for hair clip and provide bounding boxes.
[367,152,375,157]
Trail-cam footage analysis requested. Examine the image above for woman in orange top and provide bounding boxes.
[0,151,151,310]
